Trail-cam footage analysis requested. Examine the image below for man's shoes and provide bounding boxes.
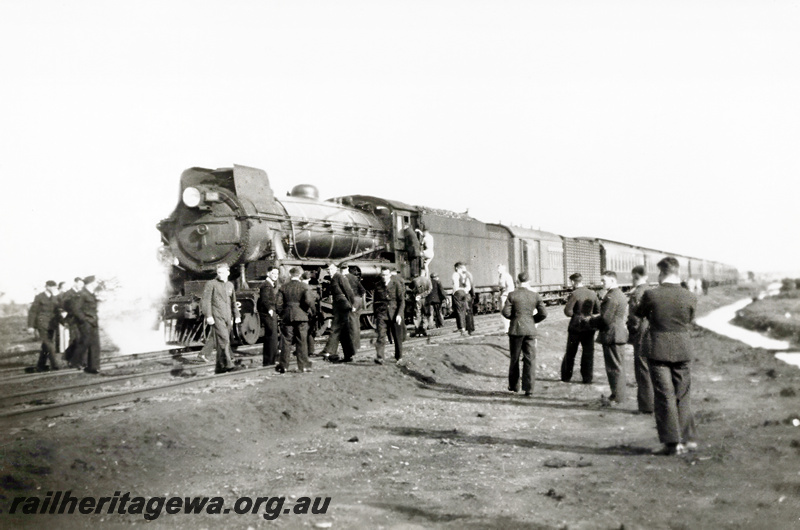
[300,367,312,373]
[684,441,698,451]
[342,357,353,363]
[524,391,532,397]
[197,354,209,363]
[328,354,342,363]
[275,366,286,374]
[215,365,243,374]
[83,368,99,375]
[652,443,686,456]
[374,358,383,365]
[508,386,519,393]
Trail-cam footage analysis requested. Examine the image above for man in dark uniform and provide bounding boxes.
[374,266,405,364]
[635,257,698,456]
[560,272,600,384]
[502,272,547,397]
[258,265,280,366]
[27,280,63,371]
[346,264,366,352]
[276,267,315,373]
[322,263,356,362]
[426,273,446,328]
[627,265,654,414]
[201,264,242,374]
[71,276,102,374]
[590,271,629,403]
[403,223,422,277]
[301,272,319,356]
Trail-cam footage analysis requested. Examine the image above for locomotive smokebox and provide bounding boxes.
[158,165,285,274]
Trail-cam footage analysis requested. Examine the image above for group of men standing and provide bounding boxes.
[27,276,102,374]
[201,260,410,374]
[504,258,698,456]
[202,263,320,375]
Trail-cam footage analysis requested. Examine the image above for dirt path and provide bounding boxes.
[2,286,800,529]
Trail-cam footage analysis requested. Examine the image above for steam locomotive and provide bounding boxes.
[157,164,738,345]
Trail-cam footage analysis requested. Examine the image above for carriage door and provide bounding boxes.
[522,239,541,284]
[530,239,541,284]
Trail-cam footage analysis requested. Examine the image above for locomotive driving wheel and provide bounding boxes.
[360,289,375,329]
[239,313,261,345]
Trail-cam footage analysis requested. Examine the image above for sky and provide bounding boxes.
[1,0,799,304]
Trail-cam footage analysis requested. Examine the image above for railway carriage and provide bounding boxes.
[596,239,647,287]
[490,225,567,303]
[562,237,603,290]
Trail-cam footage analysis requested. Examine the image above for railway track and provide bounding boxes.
[0,312,568,426]
[0,345,203,383]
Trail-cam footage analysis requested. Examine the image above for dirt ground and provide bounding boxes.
[2,286,800,529]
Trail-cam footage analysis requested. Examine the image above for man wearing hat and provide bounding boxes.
[373,266,406,364]
[27,280,63,371]
[501,272,547,396]
[425,273,446,328]
[560,272,600,384]
[71,276,102,374]
[276,267,315,373]
[322,262,356,363]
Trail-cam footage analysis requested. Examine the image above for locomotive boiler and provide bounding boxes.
[158,164,391,344]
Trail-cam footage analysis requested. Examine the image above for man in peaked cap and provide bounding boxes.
[70,276,102,374]
[28,280,63,371]
[561,272,600,384]
[60,277,85,367]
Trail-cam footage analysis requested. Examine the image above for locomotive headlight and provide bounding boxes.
[182,187,202,208]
